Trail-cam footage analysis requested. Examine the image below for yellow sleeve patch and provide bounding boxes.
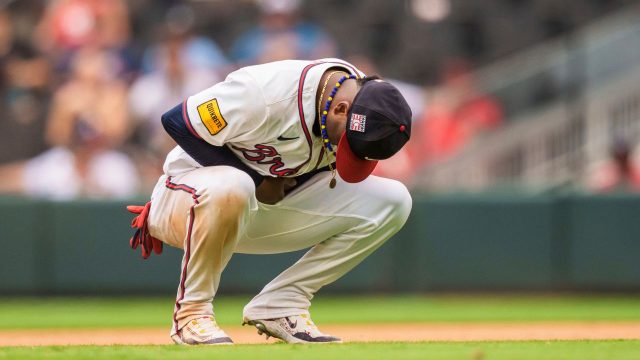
[197,99,227,135]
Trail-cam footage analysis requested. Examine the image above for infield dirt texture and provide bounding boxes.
[1,295,639,359]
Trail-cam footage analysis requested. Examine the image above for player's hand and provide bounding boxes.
[256,177,297,205]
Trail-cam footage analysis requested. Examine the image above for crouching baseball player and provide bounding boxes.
[127,58,412,345]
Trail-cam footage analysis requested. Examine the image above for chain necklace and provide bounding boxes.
[317,71,347,188]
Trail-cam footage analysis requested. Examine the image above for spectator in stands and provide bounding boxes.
[0,47,139,199]
[231,0,337,65]
[139,4,229,75]
[34,0,136,79]
[35,0,100,52]
[0,8,52,164]
[586,137,640,193]
[415,59,503,165]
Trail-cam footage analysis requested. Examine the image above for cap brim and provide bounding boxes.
[336,132,378,183]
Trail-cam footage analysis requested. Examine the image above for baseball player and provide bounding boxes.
[127,58,412,345]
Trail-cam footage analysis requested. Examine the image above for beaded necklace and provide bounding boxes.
[317,71,345,119]
[317,72,358,188]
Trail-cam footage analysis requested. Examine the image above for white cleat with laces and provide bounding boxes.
[171,316,233,345]
[243,314,342,344]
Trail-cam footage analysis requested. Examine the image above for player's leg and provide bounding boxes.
[147,166,257,344]
[238,171,411,342]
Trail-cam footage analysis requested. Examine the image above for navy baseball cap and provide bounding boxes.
[336,79,412,183]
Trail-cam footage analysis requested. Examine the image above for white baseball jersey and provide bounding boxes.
[163,58,365,177]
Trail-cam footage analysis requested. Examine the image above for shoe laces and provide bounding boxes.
[297,314,319,331]
[190,316,221,335]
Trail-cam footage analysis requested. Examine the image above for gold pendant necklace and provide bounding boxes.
[317,71,346,189]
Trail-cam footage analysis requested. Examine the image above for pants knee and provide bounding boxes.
[356,179,412,235]
[197,167,256,215]
[384,181,412,228]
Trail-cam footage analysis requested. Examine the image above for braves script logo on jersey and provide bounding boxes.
[350,113,366,132]
[197,99,227,135]
[231,144,296,177]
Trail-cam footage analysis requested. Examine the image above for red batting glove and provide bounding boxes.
[127,202,163,259]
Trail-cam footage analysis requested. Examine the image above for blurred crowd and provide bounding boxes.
[0,0,635,199]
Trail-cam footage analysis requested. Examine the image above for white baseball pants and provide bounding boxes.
[147,166,412,335]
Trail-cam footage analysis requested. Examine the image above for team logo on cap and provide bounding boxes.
[350,114,366,132]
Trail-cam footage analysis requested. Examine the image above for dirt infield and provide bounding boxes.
[2,322,640,346]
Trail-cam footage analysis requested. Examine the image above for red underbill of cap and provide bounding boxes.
[336,132,378,183]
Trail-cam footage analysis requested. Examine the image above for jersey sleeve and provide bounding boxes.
[183,69,268,146]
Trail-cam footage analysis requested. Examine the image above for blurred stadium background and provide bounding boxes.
[0,0,639,297]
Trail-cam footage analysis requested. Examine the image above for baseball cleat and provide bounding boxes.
[171,316,233,345]
[243,314,342,344]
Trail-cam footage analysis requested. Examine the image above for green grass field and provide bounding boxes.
[1,295,639,359]
[2,294,640,329]
[2,341,640,360]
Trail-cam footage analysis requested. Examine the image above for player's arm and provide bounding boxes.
[162,69,303,203]
[161,69,271,187]
[182,69,268,147]
[161,103,263,186]
[163,109,293,204]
